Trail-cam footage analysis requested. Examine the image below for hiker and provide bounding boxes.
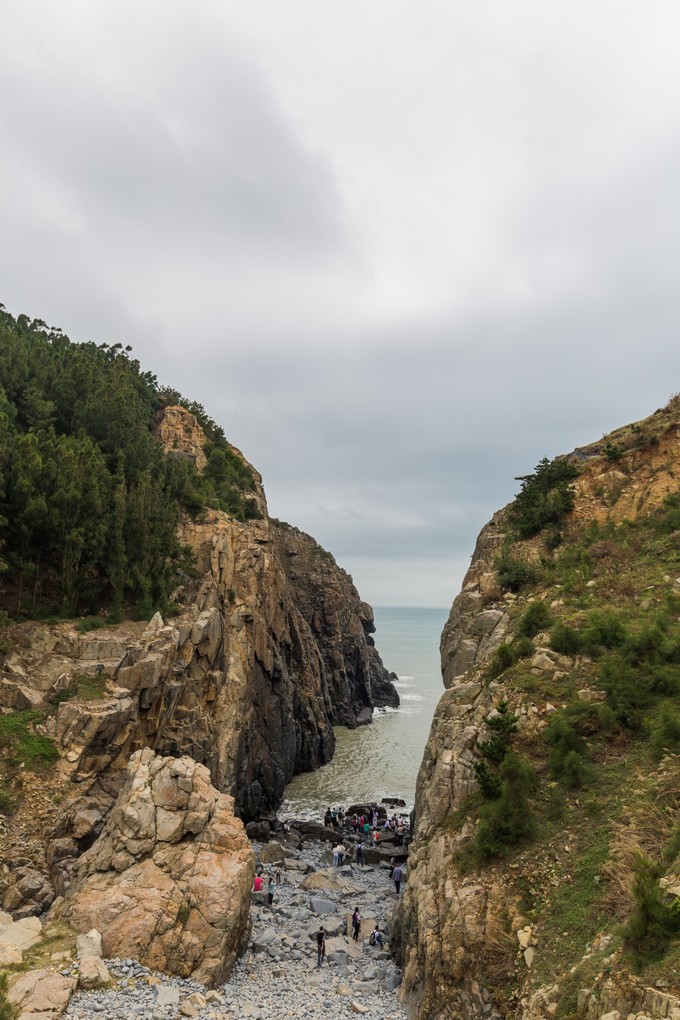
[336,841,346,867]
[369,925,384,948]
[316,925,326,967]
[356,841,364,867]
[274,865,283,886]
[252,874,263,892]
[351,907,361,941]
[267,875,276,906]
[393,863,403,895]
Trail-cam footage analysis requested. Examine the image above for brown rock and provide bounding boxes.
[8,969,76,1019]
[64,749,254,987]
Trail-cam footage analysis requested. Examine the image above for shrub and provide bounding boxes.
[495,555,539,593]
[581,610,627,654]
[487,643,515,679]
[650,703,680,758]
[623,854,680,966]
[550,622,582,655]
[478,702,518,763]
[518,600,552,638]
[474,752,538,860]
[508,456,579,538]
[546,713,590,788]
[0,971,19,1020]
[513,636,535,659]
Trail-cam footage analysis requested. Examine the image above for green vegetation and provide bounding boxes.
[623,854,680,966]
[0,306,259,619]
[0,971,19,1020]
[0,710,59,769]
[508,456,579,539]
[494,553,539,593]
[47,674,109,706]
[518,600,552,637]
[470,703,538,860]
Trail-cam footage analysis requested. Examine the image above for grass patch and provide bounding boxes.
[0,710,60,769]
[48,674,109,706]
[532,826,612,986]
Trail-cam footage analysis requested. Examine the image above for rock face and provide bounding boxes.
[1,451,397,833]
[271,521,400,725]
[62,748,254,987]
[393,401,680,1020]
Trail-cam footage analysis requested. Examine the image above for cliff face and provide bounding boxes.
[0,406,398,911]
[393,397,680,1020]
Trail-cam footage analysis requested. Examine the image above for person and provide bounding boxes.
[336,842,346,867]
[393,864,403,895]
[275,865,283,886]
[369,925,384,949]
[324,808,332,828]
[388,857,395,880]
[356,841,364,868]
[316,925,326,967]
[397,819,404,846]
[332,842,341,867]
[351,907,361,942]
[267,875,276,906]
[252,874,263,892]
[372,828,380,846]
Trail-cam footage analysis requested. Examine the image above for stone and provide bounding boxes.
[179,1003,199,1019]
[155,985,181,1006]
[0,914,42,950]
[76,927,103,959]
[0,941,22,965]
[78,955,111,989]
[64,748,254,987]
[8,968,77,1018]
[350,1003,370,1015]
[259,841,286,864]
[517,926,533,949]
[524,946,535,968]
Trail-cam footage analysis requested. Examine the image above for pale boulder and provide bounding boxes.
[78,955,111,990]
[8,968,76,1019]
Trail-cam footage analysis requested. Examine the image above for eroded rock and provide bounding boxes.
[62,748,254,986]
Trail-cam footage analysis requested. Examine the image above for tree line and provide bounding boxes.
[0,306,259,619]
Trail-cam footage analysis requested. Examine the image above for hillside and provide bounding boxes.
[394,395,680,1020]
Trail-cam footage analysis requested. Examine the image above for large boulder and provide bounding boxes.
[61,748,254,986]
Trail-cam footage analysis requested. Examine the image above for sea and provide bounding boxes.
[280,606,449,820]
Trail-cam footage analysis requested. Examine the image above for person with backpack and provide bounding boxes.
[351,907,361,941]
[369,925,384,948]
[356,841,364,868]
[316,925,326,967]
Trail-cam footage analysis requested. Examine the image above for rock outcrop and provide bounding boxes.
[0,427,398,840]
[60,748,254,986]
[394,397,680,1020]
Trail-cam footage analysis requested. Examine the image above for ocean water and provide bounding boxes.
[280,606,449,820]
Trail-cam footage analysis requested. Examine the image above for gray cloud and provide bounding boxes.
[1,0,680,607]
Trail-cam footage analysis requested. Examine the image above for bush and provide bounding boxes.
[581,610,628,654]
[518,600,552,638]
[546,712,591,788]
[478,702,518,763]
[474,752,538,860]
[513,636,535,659]
[650,703,680,758]
[0,971,19,1020]
[487,643,515,679]
[495,555,539,593]
[550,622,582,655]
[508,456,579,538]
[623,854,680,965]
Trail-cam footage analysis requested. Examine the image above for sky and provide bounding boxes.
[1,1,679,609]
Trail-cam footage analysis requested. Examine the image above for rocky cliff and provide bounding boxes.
[393,395,680,1020]
[0,405,398,957]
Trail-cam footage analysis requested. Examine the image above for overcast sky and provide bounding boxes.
[2,1,679,609]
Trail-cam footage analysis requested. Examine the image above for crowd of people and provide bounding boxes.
[323,803,410,847]
[251,804,409,965]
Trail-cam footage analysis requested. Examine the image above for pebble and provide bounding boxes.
[64,839,408,1020]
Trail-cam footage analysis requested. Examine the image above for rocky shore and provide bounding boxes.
[8,828,409,1020]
